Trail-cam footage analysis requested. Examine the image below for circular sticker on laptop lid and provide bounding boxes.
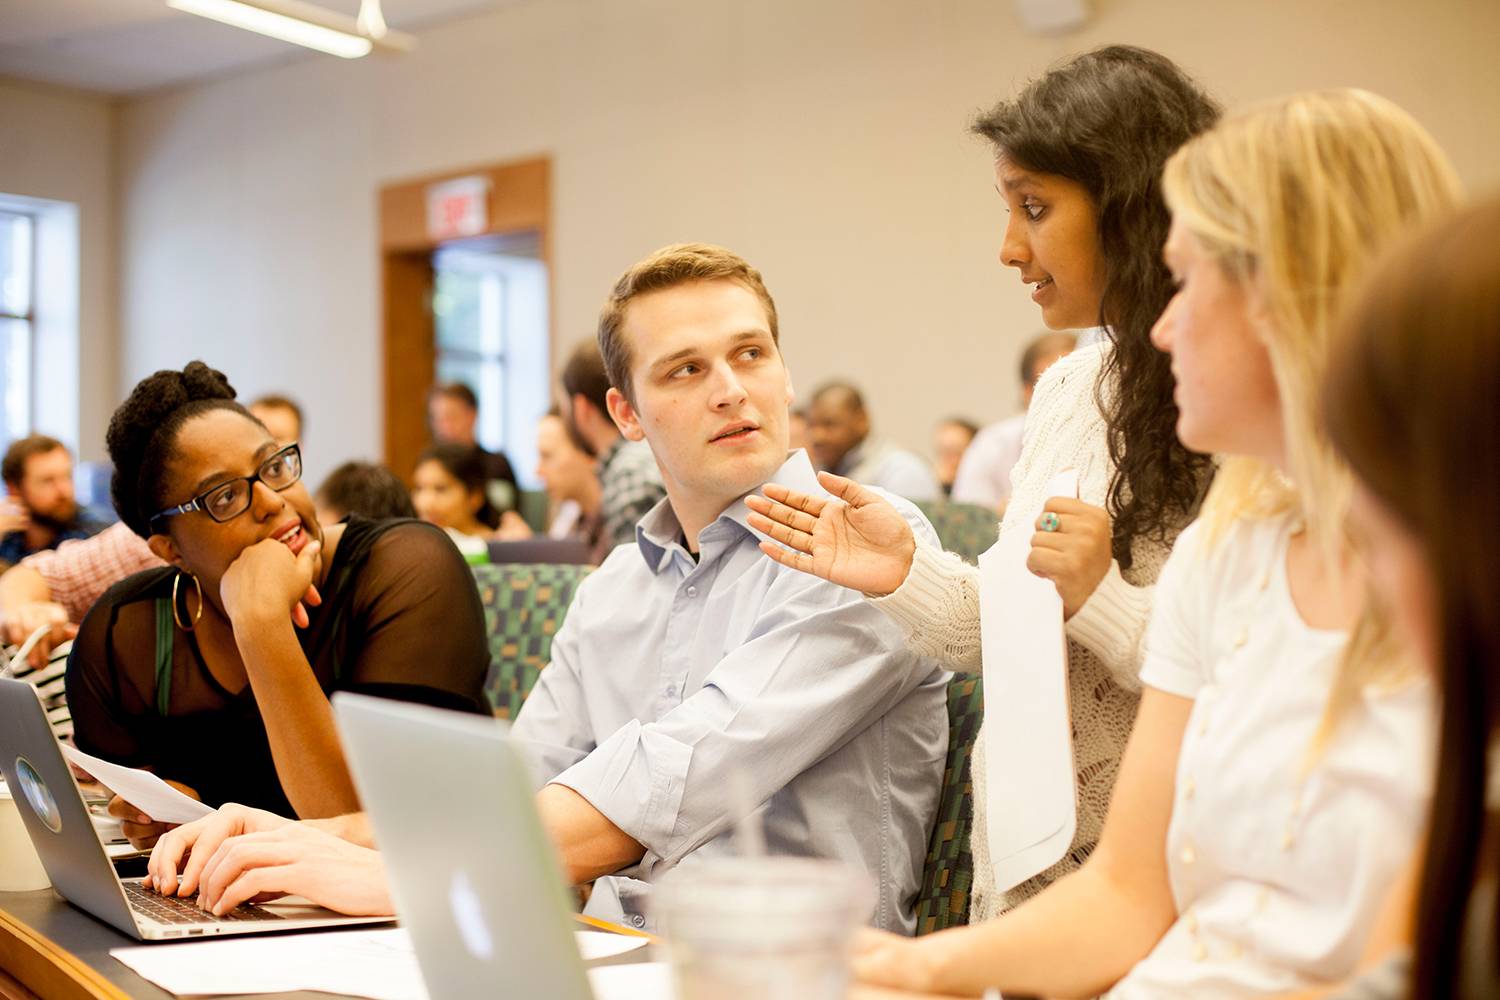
[14,757,63,834]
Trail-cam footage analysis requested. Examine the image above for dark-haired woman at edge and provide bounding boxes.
[66,362,490,847]
[750,45,1219,918]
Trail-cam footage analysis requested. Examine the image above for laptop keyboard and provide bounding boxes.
[123,880,285,924]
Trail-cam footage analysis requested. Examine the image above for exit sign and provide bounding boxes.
[426,175,490,241]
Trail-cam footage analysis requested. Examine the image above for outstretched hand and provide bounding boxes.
[745,471,916,598]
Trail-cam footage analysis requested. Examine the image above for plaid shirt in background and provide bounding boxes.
[0,520,102,571]
[599,438,666,551]
[18,521,163,622]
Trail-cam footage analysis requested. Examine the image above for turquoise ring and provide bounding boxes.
[1038,511,1061,533]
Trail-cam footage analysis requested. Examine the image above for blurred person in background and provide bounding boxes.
[807,381,941,502]
[951,330,1077,511]
[427,381,521,516]
[2,435,104,570]
[932,417,979,497]
[410,443,500,562]
[247,395,303,447]
[314,461,417,525]
[560,341,666,550]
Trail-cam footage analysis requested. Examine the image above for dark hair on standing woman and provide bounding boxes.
[106,361,257,538]
[1323,199,1500,1000]
[416,443,500,530]
[972,45,1221,567]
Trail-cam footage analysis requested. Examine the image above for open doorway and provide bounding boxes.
[378,157,551,486]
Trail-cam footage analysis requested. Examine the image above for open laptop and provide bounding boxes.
[0,678,387,940]
[333,691,598,1000]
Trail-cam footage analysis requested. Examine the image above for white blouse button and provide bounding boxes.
[1183,776,1196,801]
[1228,943,1244,960]
[1184,910,1199,933]
[1256,889,1271,912]
[1181,842,1197,866]
[1280,829,1296,851]
[1233,626,1248,648]
[1193,942,1208,962]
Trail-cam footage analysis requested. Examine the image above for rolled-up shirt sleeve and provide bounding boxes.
[549,561,937,877]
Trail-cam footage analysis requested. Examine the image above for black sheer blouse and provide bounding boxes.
[65,516,491,816]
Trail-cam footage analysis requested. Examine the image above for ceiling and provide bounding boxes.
[0,0,502,97]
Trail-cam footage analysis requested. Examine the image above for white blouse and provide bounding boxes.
[1109,513,1434,999]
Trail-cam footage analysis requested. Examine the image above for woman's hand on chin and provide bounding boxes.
[219,535,323,629]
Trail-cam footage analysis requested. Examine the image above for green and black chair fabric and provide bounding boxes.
[471,562,592,719]
[915,500,999,565]
[914,673,984,934]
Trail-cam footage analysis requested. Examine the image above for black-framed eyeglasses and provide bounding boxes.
[148,443,303,533]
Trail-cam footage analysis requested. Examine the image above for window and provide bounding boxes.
[0,210,34,447]
[430,240,549,486]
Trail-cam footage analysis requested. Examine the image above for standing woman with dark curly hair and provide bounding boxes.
[748,45,1218,918]
[66,362,491,847]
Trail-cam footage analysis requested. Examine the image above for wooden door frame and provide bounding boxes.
[377,156,551,480]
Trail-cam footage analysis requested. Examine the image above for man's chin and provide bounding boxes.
[30,508,79,532]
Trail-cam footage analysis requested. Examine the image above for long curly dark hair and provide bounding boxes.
[107,361,253,538]
[973,45,1219,566]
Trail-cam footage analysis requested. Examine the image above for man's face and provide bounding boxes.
[807,395,868,472]
[249,404,302,447]
[17,447,77,526]
[429,395,477,446]
[535,415,595,505]
[607,279,792,512]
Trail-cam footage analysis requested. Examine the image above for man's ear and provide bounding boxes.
[146,533,189,573]
[605,387,646,443]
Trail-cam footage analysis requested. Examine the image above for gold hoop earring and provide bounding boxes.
[172,571,203,632]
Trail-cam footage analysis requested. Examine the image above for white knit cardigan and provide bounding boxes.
[872,340,1183,920]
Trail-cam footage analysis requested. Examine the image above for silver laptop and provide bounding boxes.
[333,691,597,1000]
[0,677,387,940]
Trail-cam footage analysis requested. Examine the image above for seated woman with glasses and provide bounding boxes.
[65,362,491,848]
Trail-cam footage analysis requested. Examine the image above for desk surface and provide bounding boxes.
[0,889,656,1000]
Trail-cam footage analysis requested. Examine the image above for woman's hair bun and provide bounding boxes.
[107,361,242,537]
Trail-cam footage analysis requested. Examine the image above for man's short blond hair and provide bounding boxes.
[597,243,779,403]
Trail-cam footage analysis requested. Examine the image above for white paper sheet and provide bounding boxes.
[980,468,1079,893]
[61,744,214,825]
[589,961,676,1000]
[110,927,651,998]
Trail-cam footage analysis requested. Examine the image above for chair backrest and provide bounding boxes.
[471,562,592,719]
[913,673,983,934]
[914,500,998,565]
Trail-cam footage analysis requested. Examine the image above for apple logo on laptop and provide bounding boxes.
[14,757,63,834]
[448,869,495,961]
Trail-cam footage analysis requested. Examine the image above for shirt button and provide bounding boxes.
[630,914,646,928]
[1280,829,1296,851]
[1233,626,1248,648]
[1183,777,1196,801]
[1256,889,1271,912]
[1184,910,1199,933]
[685,585,698,598]
[1192,942,1208,962]
[1180,843,1196,866]
[665,685,677,698]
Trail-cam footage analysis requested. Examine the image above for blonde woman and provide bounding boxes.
[835,90,1462,997]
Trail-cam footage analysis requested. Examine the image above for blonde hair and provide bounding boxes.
[1161,89,1463,739]
[597,243,779,403]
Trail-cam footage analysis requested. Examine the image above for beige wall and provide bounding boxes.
[115,0,1500,478]
[0,78,116,462]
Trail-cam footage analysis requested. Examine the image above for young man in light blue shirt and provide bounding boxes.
[144,243,947,934]
[511,243,948,933]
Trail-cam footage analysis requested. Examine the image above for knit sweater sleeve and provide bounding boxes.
[866,541,983,671]
[1065,562,1154,692]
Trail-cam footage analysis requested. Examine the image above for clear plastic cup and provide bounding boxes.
[0,783,51,892]
[654,857,875,1000]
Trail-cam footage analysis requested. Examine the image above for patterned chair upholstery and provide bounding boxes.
[915,500,999,565]
[472,562,593,719]
[914,673,984,934]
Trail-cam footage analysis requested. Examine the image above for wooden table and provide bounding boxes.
[0,889,656,1000]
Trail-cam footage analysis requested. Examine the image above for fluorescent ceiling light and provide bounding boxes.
[167,0,415,59]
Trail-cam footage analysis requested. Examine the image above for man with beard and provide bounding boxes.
[1,436,104,570]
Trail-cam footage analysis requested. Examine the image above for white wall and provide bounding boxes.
[0,78,116,462]
[116,0,1500,478]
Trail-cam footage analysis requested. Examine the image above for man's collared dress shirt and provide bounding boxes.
[513,450,949,934]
